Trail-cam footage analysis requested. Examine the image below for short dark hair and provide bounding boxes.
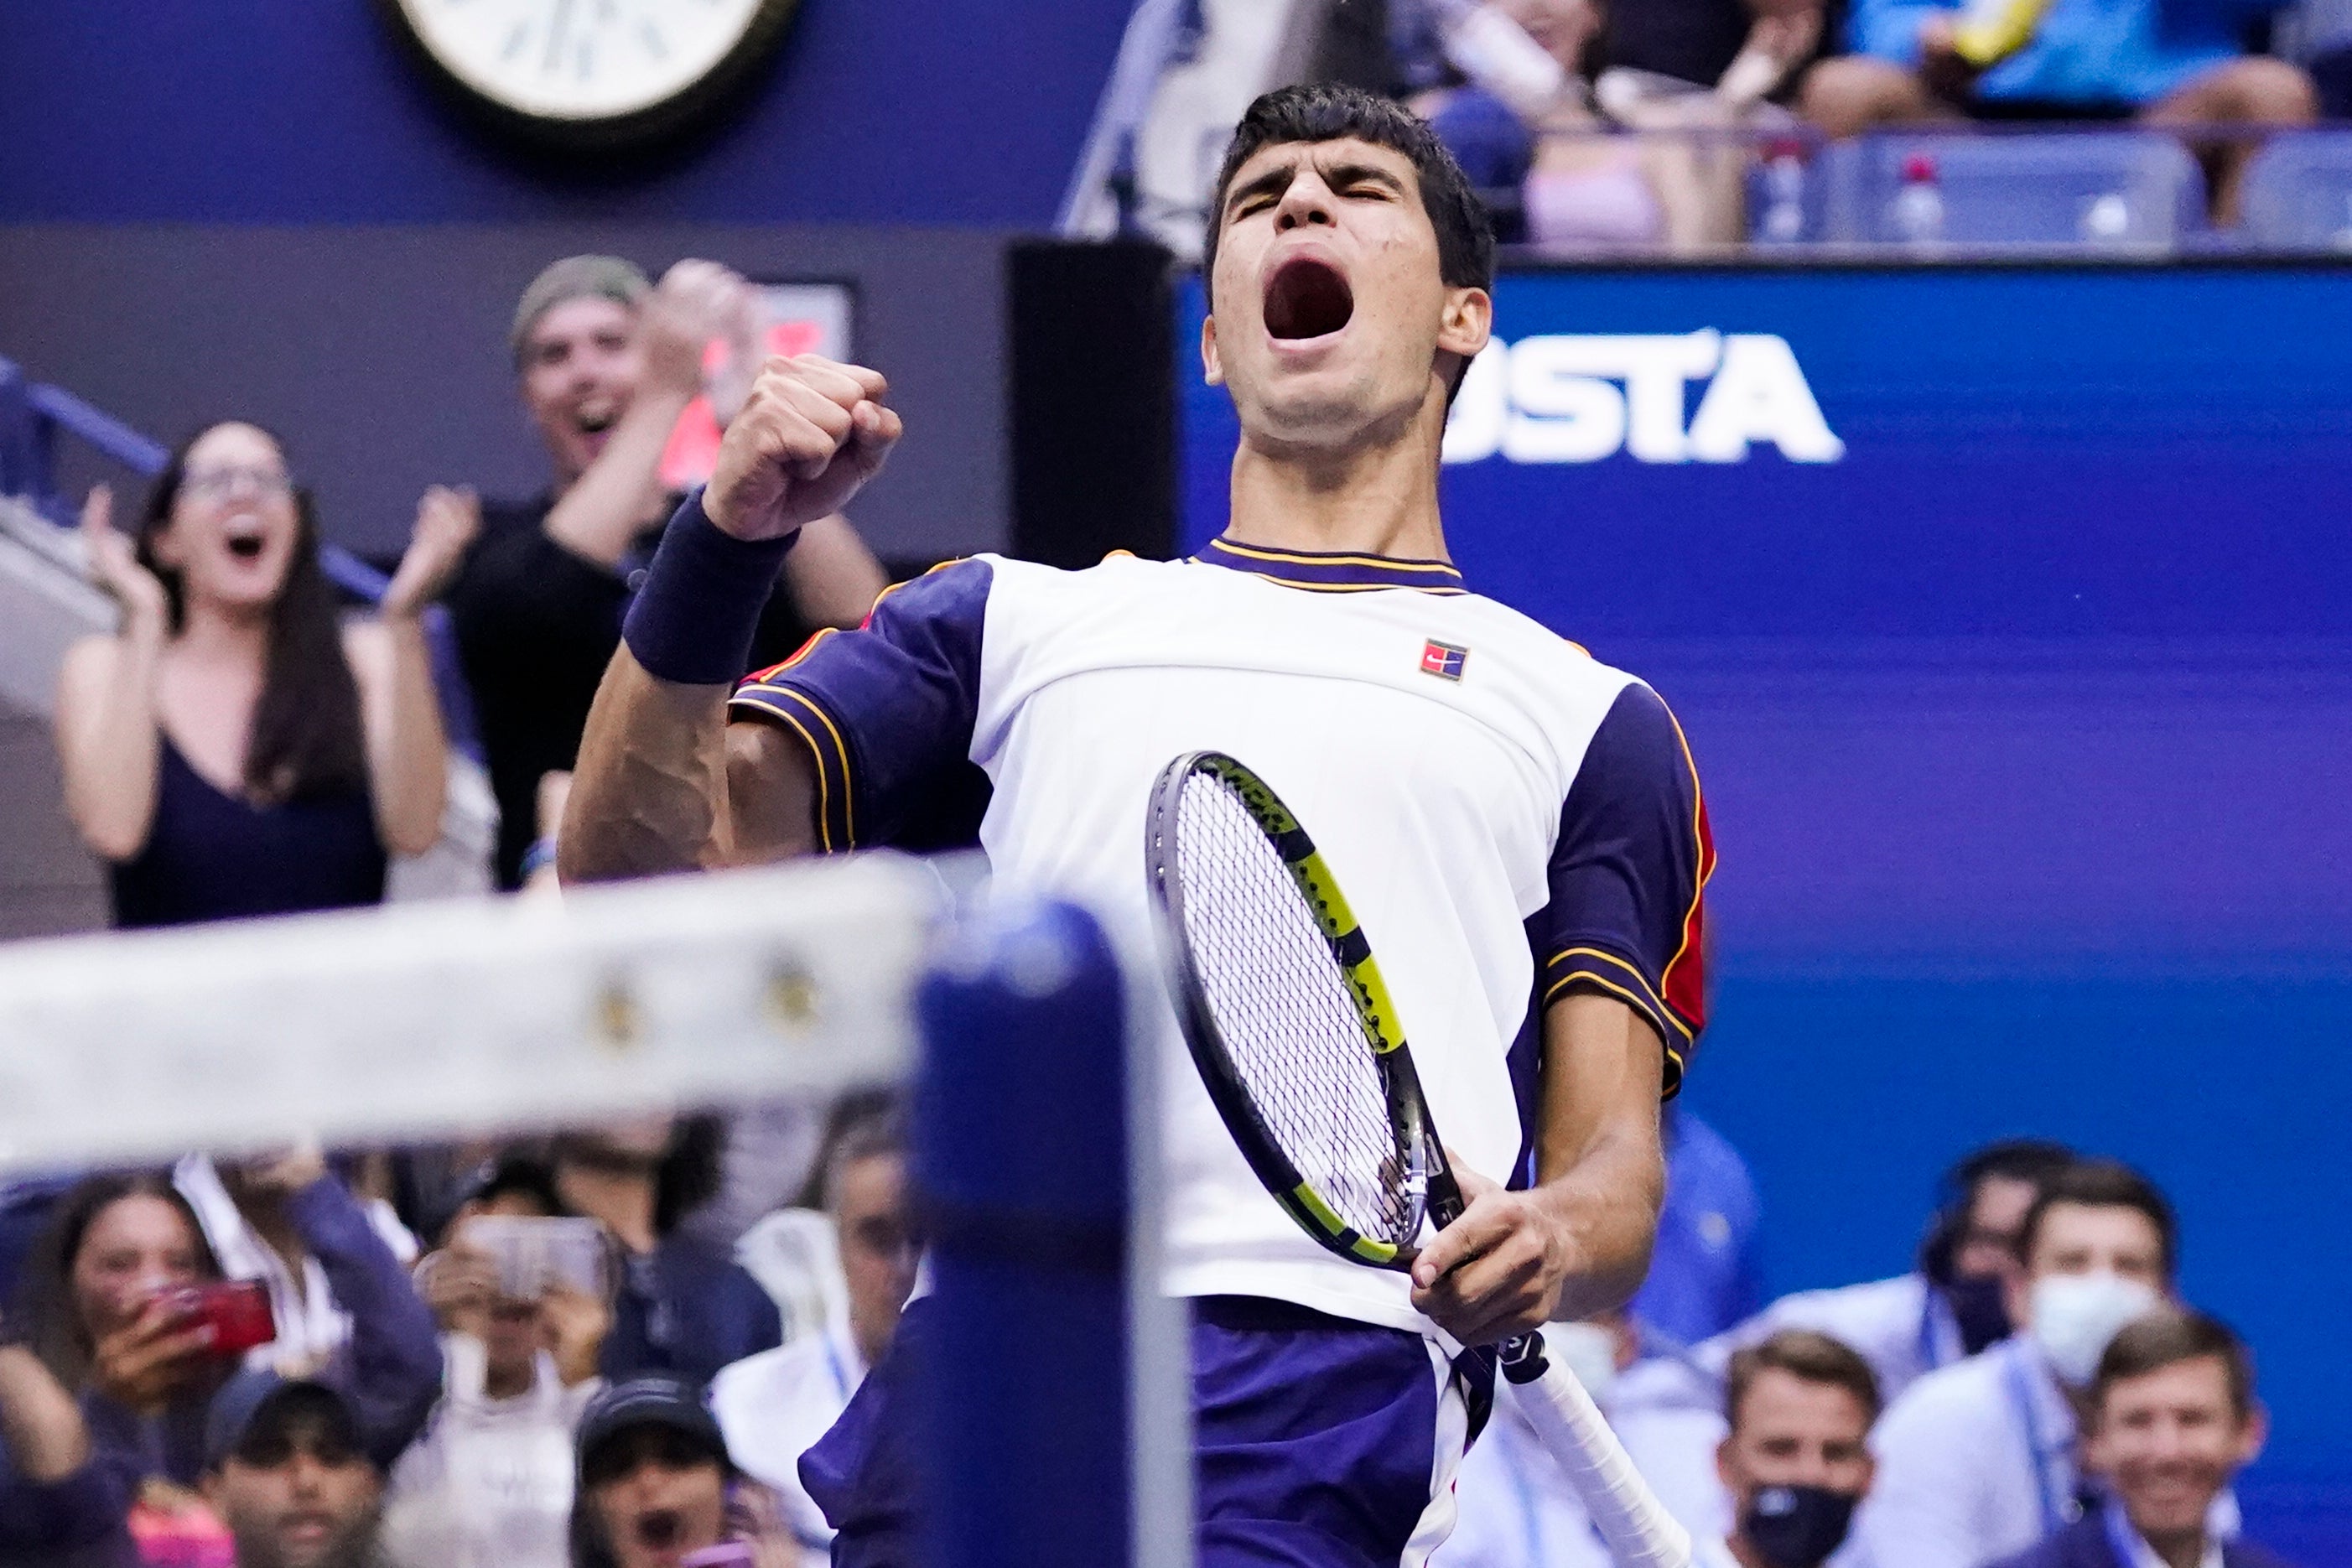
[1725,1329,1882,1430]
[2095,1307,2255,1421]
[2016,1159,2177,1281]
[1202,83,1494,313]
[1920,1139,2076,1281]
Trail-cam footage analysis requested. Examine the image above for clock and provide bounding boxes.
[383,0,800,148]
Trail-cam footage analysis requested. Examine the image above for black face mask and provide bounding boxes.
[1944,1272,2012,1355]
[1741,1484,1860,1568]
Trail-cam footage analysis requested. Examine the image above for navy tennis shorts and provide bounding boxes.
[802,1294,1493,1567]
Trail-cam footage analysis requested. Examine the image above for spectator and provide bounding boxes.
[1799,0,2316,220]
[200,1373,391,1568]
[1631,1104,1765,1347]
[569,1377,796,1568]
[381,1158,609,1568]
[1418,0,1818,248]
[56,423,473,927]
[1699,1140,2076,1409]
[10,1169,441,1567]
[1602,0,1824,102]
[1856,1160,2189,1568]
[551,1119,782,1387]
[1432,1311,1733,1565]
[1,1305,130,1567]
[1989,1309,2291,1568]
[445,256,885,890]
[1705,1330,1882,1568]
[174,1151,421,1378]
[712,1113,917,1565]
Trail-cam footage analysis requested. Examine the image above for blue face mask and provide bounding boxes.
[1945,1272,2012,1354]
[1741,1484,1861,1568]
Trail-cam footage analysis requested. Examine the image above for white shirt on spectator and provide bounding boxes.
[710,1318,866,1566]
[379,1334,599,1568]
[174,1154,419,1377]
[1695,1274,1964,1412]
[1432,1358,1732,1568]
[1856,1333,2082,1568]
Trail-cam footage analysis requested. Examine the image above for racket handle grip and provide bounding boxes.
[1499,1334,1695,1568]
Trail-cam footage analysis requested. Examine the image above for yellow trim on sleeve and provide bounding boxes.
[771,687,856,849]
[1548,947,1684,1038]
[732,695,837,854]
[1543,968,1683,1044]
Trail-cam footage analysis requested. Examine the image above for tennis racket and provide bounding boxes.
[1145,750,1693,1568]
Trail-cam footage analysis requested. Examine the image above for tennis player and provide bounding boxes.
[563,83,1712,1568]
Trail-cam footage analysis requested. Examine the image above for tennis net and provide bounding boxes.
[0,854,1190,1568]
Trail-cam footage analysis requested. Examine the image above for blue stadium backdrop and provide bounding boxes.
[1180,264,2352,1553]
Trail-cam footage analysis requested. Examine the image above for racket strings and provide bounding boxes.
[1174,775,1420,1248]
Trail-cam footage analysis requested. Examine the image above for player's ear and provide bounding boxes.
[1436,285,1492,363]
[1202,314,1225,387]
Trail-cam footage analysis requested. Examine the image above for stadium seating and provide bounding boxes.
[2240,130,2352,250]
[1818,131,2207,248]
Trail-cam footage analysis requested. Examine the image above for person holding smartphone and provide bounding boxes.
[8,1166,443,1567]
[384,1159,614,1568]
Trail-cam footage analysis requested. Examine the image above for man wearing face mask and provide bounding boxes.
[1705,1331,1882,1568]
[1434,1311,1732,1566]
[1688,1141,2074,1416]
[1856,1160,2188,1568]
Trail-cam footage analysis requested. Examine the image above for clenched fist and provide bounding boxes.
[704,354,902,543]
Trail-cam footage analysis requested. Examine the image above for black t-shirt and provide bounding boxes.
[445,493,815,889]
[1607,0,1752,89]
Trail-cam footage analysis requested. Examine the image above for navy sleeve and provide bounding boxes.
[286,1177,444,1469]
[1534,683,1714,1093]
[729,558,994,853]
[0,1433,135,1553]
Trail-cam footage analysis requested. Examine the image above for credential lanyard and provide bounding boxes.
[2002,1348,2072,1538]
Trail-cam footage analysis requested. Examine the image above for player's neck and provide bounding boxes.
[1223,410,1450,563]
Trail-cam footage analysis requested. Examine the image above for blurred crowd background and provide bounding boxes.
[0,3,2344,1566]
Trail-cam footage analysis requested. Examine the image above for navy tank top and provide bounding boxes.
[107,736,388,928]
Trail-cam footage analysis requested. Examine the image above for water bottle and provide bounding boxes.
[1892,153,1945,247]
[1758,138,1808,245]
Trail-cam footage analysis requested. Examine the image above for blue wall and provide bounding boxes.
[0,2,1131,224]
[1182,266,2352,1541]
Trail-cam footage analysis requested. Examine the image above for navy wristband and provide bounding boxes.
[621,490,798,685]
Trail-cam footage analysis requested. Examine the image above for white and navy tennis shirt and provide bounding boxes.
[732,533,1713,1337]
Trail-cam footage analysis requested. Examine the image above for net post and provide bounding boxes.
[917,896,1170,1568]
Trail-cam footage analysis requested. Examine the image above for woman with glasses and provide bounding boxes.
[53,419,474,927]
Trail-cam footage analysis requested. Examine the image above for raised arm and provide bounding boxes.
[346,485,478,858]
[560,355,901,884]
[55,486,171,863]
[543,261,747,569]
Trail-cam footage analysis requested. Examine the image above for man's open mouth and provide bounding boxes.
[1264,257,1354,341]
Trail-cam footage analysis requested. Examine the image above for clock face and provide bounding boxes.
[392,0,783,124]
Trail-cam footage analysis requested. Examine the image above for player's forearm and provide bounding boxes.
[1534,993,1669,1317]
[559,646,734,882]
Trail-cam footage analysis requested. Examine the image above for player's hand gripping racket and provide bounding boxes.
[1145,751,1695,1568]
